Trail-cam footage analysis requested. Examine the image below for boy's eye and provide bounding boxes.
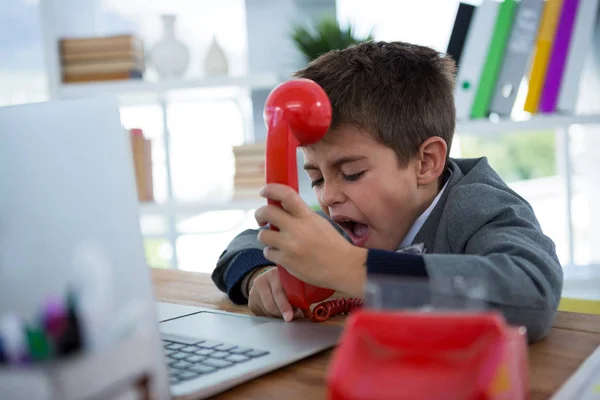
[343,171,365,182]
[311,172,364,188]
[311,177,324,188]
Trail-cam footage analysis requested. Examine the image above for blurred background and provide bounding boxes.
[1,0,599,295]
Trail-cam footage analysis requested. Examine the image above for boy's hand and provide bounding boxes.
[248,267,305,321]
[254,184,367,297]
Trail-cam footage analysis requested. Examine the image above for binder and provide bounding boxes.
[557,0,600,113]
[489,0,545,116]
[471,0,519,119]
[454,0,501,121]
[446,2,476,69]
[523,0,565,113]
[539,0,582,112]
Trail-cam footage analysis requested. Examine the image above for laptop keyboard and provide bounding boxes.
[162,334,270,385]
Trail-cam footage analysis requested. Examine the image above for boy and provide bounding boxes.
[211,41,563,342]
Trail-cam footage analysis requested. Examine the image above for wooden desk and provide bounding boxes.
[152,268,600,400]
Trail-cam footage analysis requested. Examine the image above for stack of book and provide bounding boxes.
[232,142,266,200]
[59,34,145,84]
[447,0,599,119]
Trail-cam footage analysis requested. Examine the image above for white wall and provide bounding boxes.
[245,0,336,206]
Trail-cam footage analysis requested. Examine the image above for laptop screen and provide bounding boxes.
[0,97,169,398]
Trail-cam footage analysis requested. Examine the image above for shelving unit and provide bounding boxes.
[46,58,600,269]
[51,74,282,269]
[36,0,600,271]
[134,80,272,269]
[35,0,294,269]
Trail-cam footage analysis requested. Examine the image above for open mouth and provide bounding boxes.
[332,216,370,247]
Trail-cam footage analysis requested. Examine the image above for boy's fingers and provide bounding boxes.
[249,276,277,318]
[253,205,271,227]
[293,308,305,319]
[254,205,292,231]
[262,246,283,265]
[257,229,281,250]
[257,282,282,318]
[260,184,310,218]
[250,294,276,318]
[268,273,294,322]
[248,294,265,316]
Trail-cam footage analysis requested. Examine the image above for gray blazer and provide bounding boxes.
[212,157,563,342]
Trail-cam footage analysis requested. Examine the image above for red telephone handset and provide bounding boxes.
[263,78,336,312]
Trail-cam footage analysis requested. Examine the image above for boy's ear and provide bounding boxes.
[416,137,447,186]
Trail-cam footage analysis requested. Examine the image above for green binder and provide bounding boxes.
[471,0,518,119]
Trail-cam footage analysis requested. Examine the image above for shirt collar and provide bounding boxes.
[398,173,450,249]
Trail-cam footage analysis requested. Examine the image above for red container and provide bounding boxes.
[326,310,528,400]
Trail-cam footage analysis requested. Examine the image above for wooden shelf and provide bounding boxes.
[457,113,600,135]
[139,198,265,215]
[56,74,282,100]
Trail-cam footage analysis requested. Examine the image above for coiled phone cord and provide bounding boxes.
[309,297,364,322]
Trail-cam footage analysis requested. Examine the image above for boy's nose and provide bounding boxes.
[319,181,345,207]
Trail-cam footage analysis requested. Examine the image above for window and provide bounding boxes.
[454,124,600,267]
[176,209,258,272]
[0,0,47,106]
[144,237,172,269]
[454,129,568,261]
[569,124,600,266]
[167,97,246,202]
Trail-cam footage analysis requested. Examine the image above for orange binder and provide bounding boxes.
[523,0,565,113]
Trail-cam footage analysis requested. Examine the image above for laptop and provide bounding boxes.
[0,97,342,399]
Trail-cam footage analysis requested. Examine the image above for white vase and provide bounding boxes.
[204,35,229,76]
[150,15,190,80]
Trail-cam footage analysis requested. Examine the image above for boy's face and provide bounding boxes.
[302,125,425,251]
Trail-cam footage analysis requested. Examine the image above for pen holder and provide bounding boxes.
[326,310,528,400]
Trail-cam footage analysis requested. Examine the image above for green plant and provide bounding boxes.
[291,16,373,63]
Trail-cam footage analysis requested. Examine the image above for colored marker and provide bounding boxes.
[56,290,82,356]
[0,335,6,364]
[25,324,52,362]
[42,295,68,349]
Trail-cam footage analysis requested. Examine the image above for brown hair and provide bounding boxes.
[293,41,457,166]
